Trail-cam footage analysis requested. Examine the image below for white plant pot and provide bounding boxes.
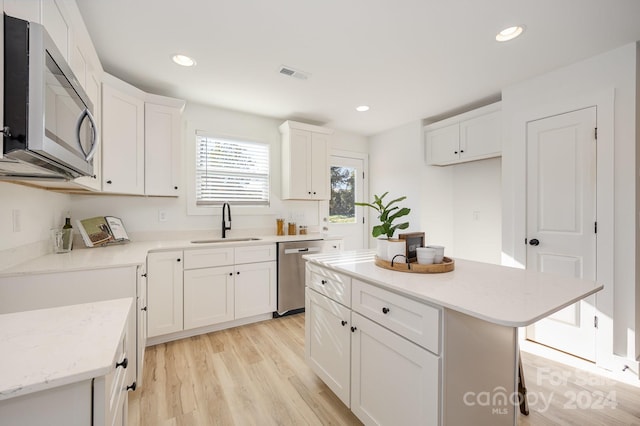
[387,239,407,263]
[376,238,389,260]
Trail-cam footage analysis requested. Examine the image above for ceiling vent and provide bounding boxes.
[279,65,310,80]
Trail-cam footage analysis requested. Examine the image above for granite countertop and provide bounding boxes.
[0,298,133,401]
[303,250,603,327]
[0,233,342,277]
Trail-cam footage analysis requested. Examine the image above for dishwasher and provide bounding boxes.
[275,240,326,316]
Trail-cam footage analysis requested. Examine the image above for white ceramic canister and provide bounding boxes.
[387,240,407,263]
[426,245,445,263]
[416,247,437,264]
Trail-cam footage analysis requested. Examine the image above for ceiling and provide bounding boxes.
[76,0,640,136]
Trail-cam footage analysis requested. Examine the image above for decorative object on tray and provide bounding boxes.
[375,255,455,273]
[356,192,411,261]
[398,232,425,262]
[76,216,130,247]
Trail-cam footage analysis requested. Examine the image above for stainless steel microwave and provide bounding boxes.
[1,14,99,180]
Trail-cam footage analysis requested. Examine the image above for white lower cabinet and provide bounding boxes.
[184,265,234,329]
[305,288,351,405]
[147,244,277,342]
[351,312,439,425]
[305,264,441,426]
[146,250,184,337]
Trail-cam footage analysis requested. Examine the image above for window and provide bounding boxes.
[195,133,270,206]
[329,166,356,223]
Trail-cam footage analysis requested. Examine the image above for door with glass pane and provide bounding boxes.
[328,154,366,250]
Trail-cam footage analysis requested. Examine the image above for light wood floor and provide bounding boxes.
[129,314,640,425]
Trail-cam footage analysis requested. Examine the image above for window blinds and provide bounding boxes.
[195,134,270,206]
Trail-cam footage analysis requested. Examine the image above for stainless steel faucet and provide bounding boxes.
[222,202,231,238]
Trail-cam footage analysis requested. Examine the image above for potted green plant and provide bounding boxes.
[356,192,411,261]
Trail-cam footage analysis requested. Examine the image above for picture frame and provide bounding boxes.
[398,232,425,263]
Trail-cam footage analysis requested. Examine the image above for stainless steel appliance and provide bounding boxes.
[1,15,99,180]
[276,240,326,316]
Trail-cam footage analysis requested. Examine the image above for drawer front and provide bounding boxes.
[306,263,351,307]
[235,244,277,264]
[351,279,441,354]
[184,247,234,269]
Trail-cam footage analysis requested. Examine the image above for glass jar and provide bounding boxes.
[288,222,297,235]
[299,225,308,235]
[276,218,285,236]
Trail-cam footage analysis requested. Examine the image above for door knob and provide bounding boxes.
[529,238,540,246]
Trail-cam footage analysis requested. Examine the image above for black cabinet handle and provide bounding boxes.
[460,149,464,153]
[350,326,357,332]
[141,306,147,311]
[308,191,312,195]
[106,180,112,184]
[174,186,178,190]
[382,307,390,314]
[320,279,327,285]
[454,151,458,154]
[127,382,137,392]
[229,272,233,276]
[313,191,316,195]
[341,320,347,326]
[116,358,128,369]
[237,271,240,275]
[177,258,181,262]
[529,238,540,246]
[141,273,147,278]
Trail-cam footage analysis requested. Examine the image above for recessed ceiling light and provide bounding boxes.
[356,105,370,112]
[172,54,196,67]
[496,25,524,42]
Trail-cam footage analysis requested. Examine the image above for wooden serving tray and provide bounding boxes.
[374,256,455,273]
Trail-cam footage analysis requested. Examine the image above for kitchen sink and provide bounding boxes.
[190,237,262,244]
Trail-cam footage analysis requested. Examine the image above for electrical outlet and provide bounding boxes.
[12,209,21,232]
[158,210,168,222]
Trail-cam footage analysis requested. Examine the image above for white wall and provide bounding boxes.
[0,182,72,268]
[367,120,502,263]
[501,42,638,365]
[70,102,368,239]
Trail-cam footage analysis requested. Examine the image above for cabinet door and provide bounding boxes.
[147,251,183,337]
[425,123,460,165]
[310,132,330,200]
[305,288,351,406]
[136,265,148,386]
[102,83,145,194]
[285,129,312,199]
[234,261,276,319]
[459,109,501,161]
[351,313,440,425]
[183,266,234,329]
[144,102,181,196]
[42,0,69,60]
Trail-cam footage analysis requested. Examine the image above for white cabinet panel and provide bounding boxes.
[184,247,234,270]
[305,288,351,406]
[42,0,69,60]
[306,261,351,307]
[144,100,183,196]
[147,251,183,337]
[234,261,276,319]
[101,75,145,194]
[280,120,333,200]
[184,266,234,329]
[4,0,41,23]
[234,244,276,264]
[425,102,501,166]
[351,313,440,426]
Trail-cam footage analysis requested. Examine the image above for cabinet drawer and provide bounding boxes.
[306,263,351,307]
[235,244,276,264]
[351,279,440,354]
[184,247,234,269]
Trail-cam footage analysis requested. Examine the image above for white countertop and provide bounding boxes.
[0,298,132,401]
[304,251,603,327]
[0,233,341,277]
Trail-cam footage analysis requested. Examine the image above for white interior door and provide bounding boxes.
[525,107,597,361]
[327,153,366,250]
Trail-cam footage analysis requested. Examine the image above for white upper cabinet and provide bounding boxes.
[425,102,502,166]
[280,120,333,200]
[101,73,146,195]
[144,95,185,196]
[42,0,69,60]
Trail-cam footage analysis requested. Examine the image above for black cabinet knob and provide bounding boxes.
[174,186,178,190]
[237,271,240,275]
[141,273,147,278]
[116,358,128,369]
[320,279,327,285]
[341,320,347,326]
[382,307,390,314]
[106,180,112,184]
[177,258,181,262]
[460,149,464,153]
[350,326,357,332]
[529,238,540,246]
[454,151,458,154]
[313,191,316,195]
[141,306,147,311]
[127,382,137,392]
[229,272,233,276]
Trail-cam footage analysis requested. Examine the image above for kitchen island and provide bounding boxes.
[303,251,603,426]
